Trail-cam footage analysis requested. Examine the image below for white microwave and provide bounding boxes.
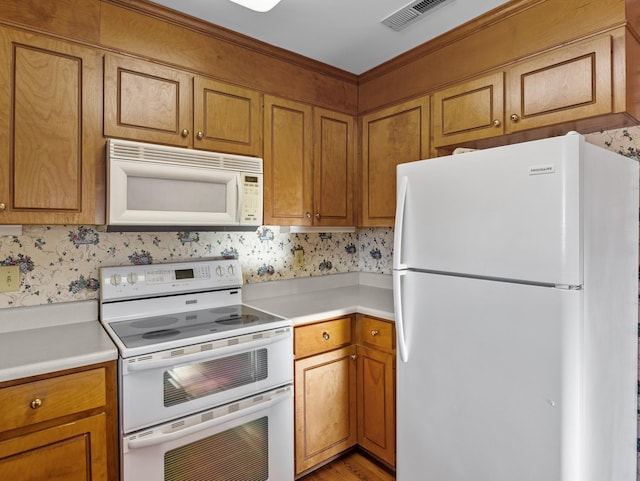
[106,139,263,230]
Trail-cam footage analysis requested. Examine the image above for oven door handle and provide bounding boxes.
[126,386,292,449]
[126,330,290,372]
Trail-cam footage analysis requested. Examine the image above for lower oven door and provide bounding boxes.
[121,326,292,433]
[123,384,293,481]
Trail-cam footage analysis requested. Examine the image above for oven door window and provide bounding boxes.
[164,349,268,406]
[165,417,268,481]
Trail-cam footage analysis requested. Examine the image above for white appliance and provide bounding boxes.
[106,139,263,230]
[100,259,293,481]
[393,132,638,481]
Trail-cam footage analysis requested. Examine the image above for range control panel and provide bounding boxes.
[100,258,243,301]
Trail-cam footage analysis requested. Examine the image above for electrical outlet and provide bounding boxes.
[0,265,20,292]
[294,248,304,268]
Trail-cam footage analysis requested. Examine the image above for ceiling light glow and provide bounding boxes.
[229,0,281,12]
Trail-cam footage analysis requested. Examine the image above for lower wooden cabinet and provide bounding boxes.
[357,316,396,467]
[294,314,396,476]
[294,315,357,476]
[0,362,118,481]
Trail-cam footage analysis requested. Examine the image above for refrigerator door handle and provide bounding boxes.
[393,175,408,270]
[393,269,409,362]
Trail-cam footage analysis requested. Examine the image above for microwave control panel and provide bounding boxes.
[240,173,263,225]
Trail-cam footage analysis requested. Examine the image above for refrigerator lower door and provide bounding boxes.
[396,270,583,481]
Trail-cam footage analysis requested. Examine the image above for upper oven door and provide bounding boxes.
[120,326,293,434]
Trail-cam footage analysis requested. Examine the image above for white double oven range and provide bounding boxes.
[99,258,293,481]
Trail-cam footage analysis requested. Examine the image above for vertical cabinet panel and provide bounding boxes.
[313,108,354,226]
[263,95,313,225]
[0,27,101,224]
[361,97,430,226]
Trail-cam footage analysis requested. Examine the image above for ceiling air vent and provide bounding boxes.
[382,0,454,31]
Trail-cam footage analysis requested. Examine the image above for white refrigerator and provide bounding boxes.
[392,132,638,481]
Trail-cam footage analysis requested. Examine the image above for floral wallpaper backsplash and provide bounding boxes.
[0,126,638,310]
[0,226,393,308]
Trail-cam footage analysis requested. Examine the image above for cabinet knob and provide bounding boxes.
[306,212,312,219]
[510,114,520,122]
[322,331,330,341]
[181,128,190,137]
[30,398,43,409]
[196,131,204,140]
[315,213,321,220]
[0,202,5,211]
[351,354,357,360]
[492,119,501,127]
[371,329,379,336]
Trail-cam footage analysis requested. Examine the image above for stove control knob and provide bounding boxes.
[215,265,224,277]
[227,264,236,276]
[127,273,138,285]
[110,273,122,286]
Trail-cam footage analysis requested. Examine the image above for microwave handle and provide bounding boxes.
[236,173,243,222]
[125,329,290,372]
[126,387,292,449]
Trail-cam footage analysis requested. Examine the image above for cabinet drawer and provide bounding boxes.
[295,316,353,358]
[0,368,106,433]
[360,316,395,352]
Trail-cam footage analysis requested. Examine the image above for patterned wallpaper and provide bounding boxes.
[0,126,637,311]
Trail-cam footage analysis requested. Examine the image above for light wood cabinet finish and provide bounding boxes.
[104,53,263,156]
[361,97,430,226]
[264,96,355,226]
[356,316,396,467]
[0,27,101,224]
[433,34,614,147]
[0,362,117,481]
[295,315,353,359]
[294,342,357,475]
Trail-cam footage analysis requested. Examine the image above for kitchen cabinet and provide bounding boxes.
[360,96,430,226]
[0,26,102,224]
[356,315,396,467]
[104,54,262,156]
[433,35,613,147]
[294,315,357,475]
[0,362,118,481]
[264,96,355,226]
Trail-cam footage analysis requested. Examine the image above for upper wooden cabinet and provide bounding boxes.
[0,27,102,225]
[434,35,613,147]
[360,96,430,227]
[104,54,262,156]
[263,95,355,226]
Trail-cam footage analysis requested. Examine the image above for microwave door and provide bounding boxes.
[108,159,240,226]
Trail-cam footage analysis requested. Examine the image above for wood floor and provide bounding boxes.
[298,450,396,481]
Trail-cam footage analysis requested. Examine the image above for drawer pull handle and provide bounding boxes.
[351,354,357,360]
[30,398,43,409]
[371,330,379,336]
[322,331,330,341]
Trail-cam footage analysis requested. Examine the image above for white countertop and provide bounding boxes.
[243,272,394,325]
[0,300,118,383]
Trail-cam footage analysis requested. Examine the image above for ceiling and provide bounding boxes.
[150,0,512,75]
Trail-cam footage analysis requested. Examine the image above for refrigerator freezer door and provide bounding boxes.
[395,134,583,285]
[396,270,583,481]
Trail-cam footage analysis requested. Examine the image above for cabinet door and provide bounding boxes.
[0,27,101,224]
[357,345,395,467]
[361,97,430,226]
[0,413,108,481]
[313,108,355,226]
[505,35,612,132]
[263,95,313,226]
[104,54,192,147]
[294,345,357,475]
[433,72,505,147]
[193,77,262,156]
